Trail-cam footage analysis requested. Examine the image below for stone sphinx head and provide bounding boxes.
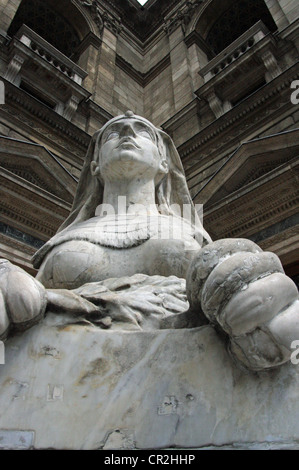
[56,111,211,243]
[90,110,169,185]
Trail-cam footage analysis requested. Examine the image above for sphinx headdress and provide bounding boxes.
[32,112,211,268]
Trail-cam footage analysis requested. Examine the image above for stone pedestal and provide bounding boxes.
[0,312,299,450]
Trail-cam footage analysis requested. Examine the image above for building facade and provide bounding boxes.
[0,0,298,285]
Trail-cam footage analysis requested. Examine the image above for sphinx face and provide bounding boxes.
[93,118,167,182]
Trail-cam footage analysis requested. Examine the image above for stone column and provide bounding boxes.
[168,25,194,112]
[0,0,22,33]
[76,32,102,95]
[185,32,212,93]
[187,43,206,91]
[93,26,118,115]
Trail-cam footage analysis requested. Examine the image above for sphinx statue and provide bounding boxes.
[1,111,298,373]
[1,112,299,450]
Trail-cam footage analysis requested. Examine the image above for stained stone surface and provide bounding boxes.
[0,312,299,450]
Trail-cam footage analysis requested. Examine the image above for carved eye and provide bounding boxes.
[106,131,119,141]
[138,129,152,140]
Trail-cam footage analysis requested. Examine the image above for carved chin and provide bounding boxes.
[101,156,157,180]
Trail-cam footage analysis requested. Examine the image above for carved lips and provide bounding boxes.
[116,138,141,149]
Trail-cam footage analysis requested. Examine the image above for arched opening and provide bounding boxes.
[7,0,82,59]
[205,0,277,55]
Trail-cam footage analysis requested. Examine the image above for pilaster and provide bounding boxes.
[93,26,118,114]
[168,25,194,112]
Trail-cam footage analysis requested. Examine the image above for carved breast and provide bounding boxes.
[36,215,201,289]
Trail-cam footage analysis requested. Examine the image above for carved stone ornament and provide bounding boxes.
[1,112,299,450]
[78,0,103,34]
[78,0,122,35]
[164,0,203,35]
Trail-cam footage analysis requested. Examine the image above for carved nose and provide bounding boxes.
[120,124,136,137]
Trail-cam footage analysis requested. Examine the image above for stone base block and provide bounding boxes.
[0,313,299,449]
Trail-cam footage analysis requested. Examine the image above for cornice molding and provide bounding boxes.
[184,30,213,56]
[115,55,144,87]
[0,232,36,256]
[1,173,71,218]
[259,225,299,257]
[115,53,171,87]
[0,141,77,202]
[74,31,102,57]
[162,98,200,132]
[207,193,299,240]
[192,130,299,204]
[0,202,57,239]
[204,165,299,240]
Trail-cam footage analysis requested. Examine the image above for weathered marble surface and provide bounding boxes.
[1,112,299,449]
[1,112,299,374]
[0,312,299,450]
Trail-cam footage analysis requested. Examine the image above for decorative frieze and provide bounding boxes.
[1,163,55,195]
[206,192,299,240]
[0,222,44,250]
[0,202,56,238]
[0,232,37,256]
[199,130,299,245]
